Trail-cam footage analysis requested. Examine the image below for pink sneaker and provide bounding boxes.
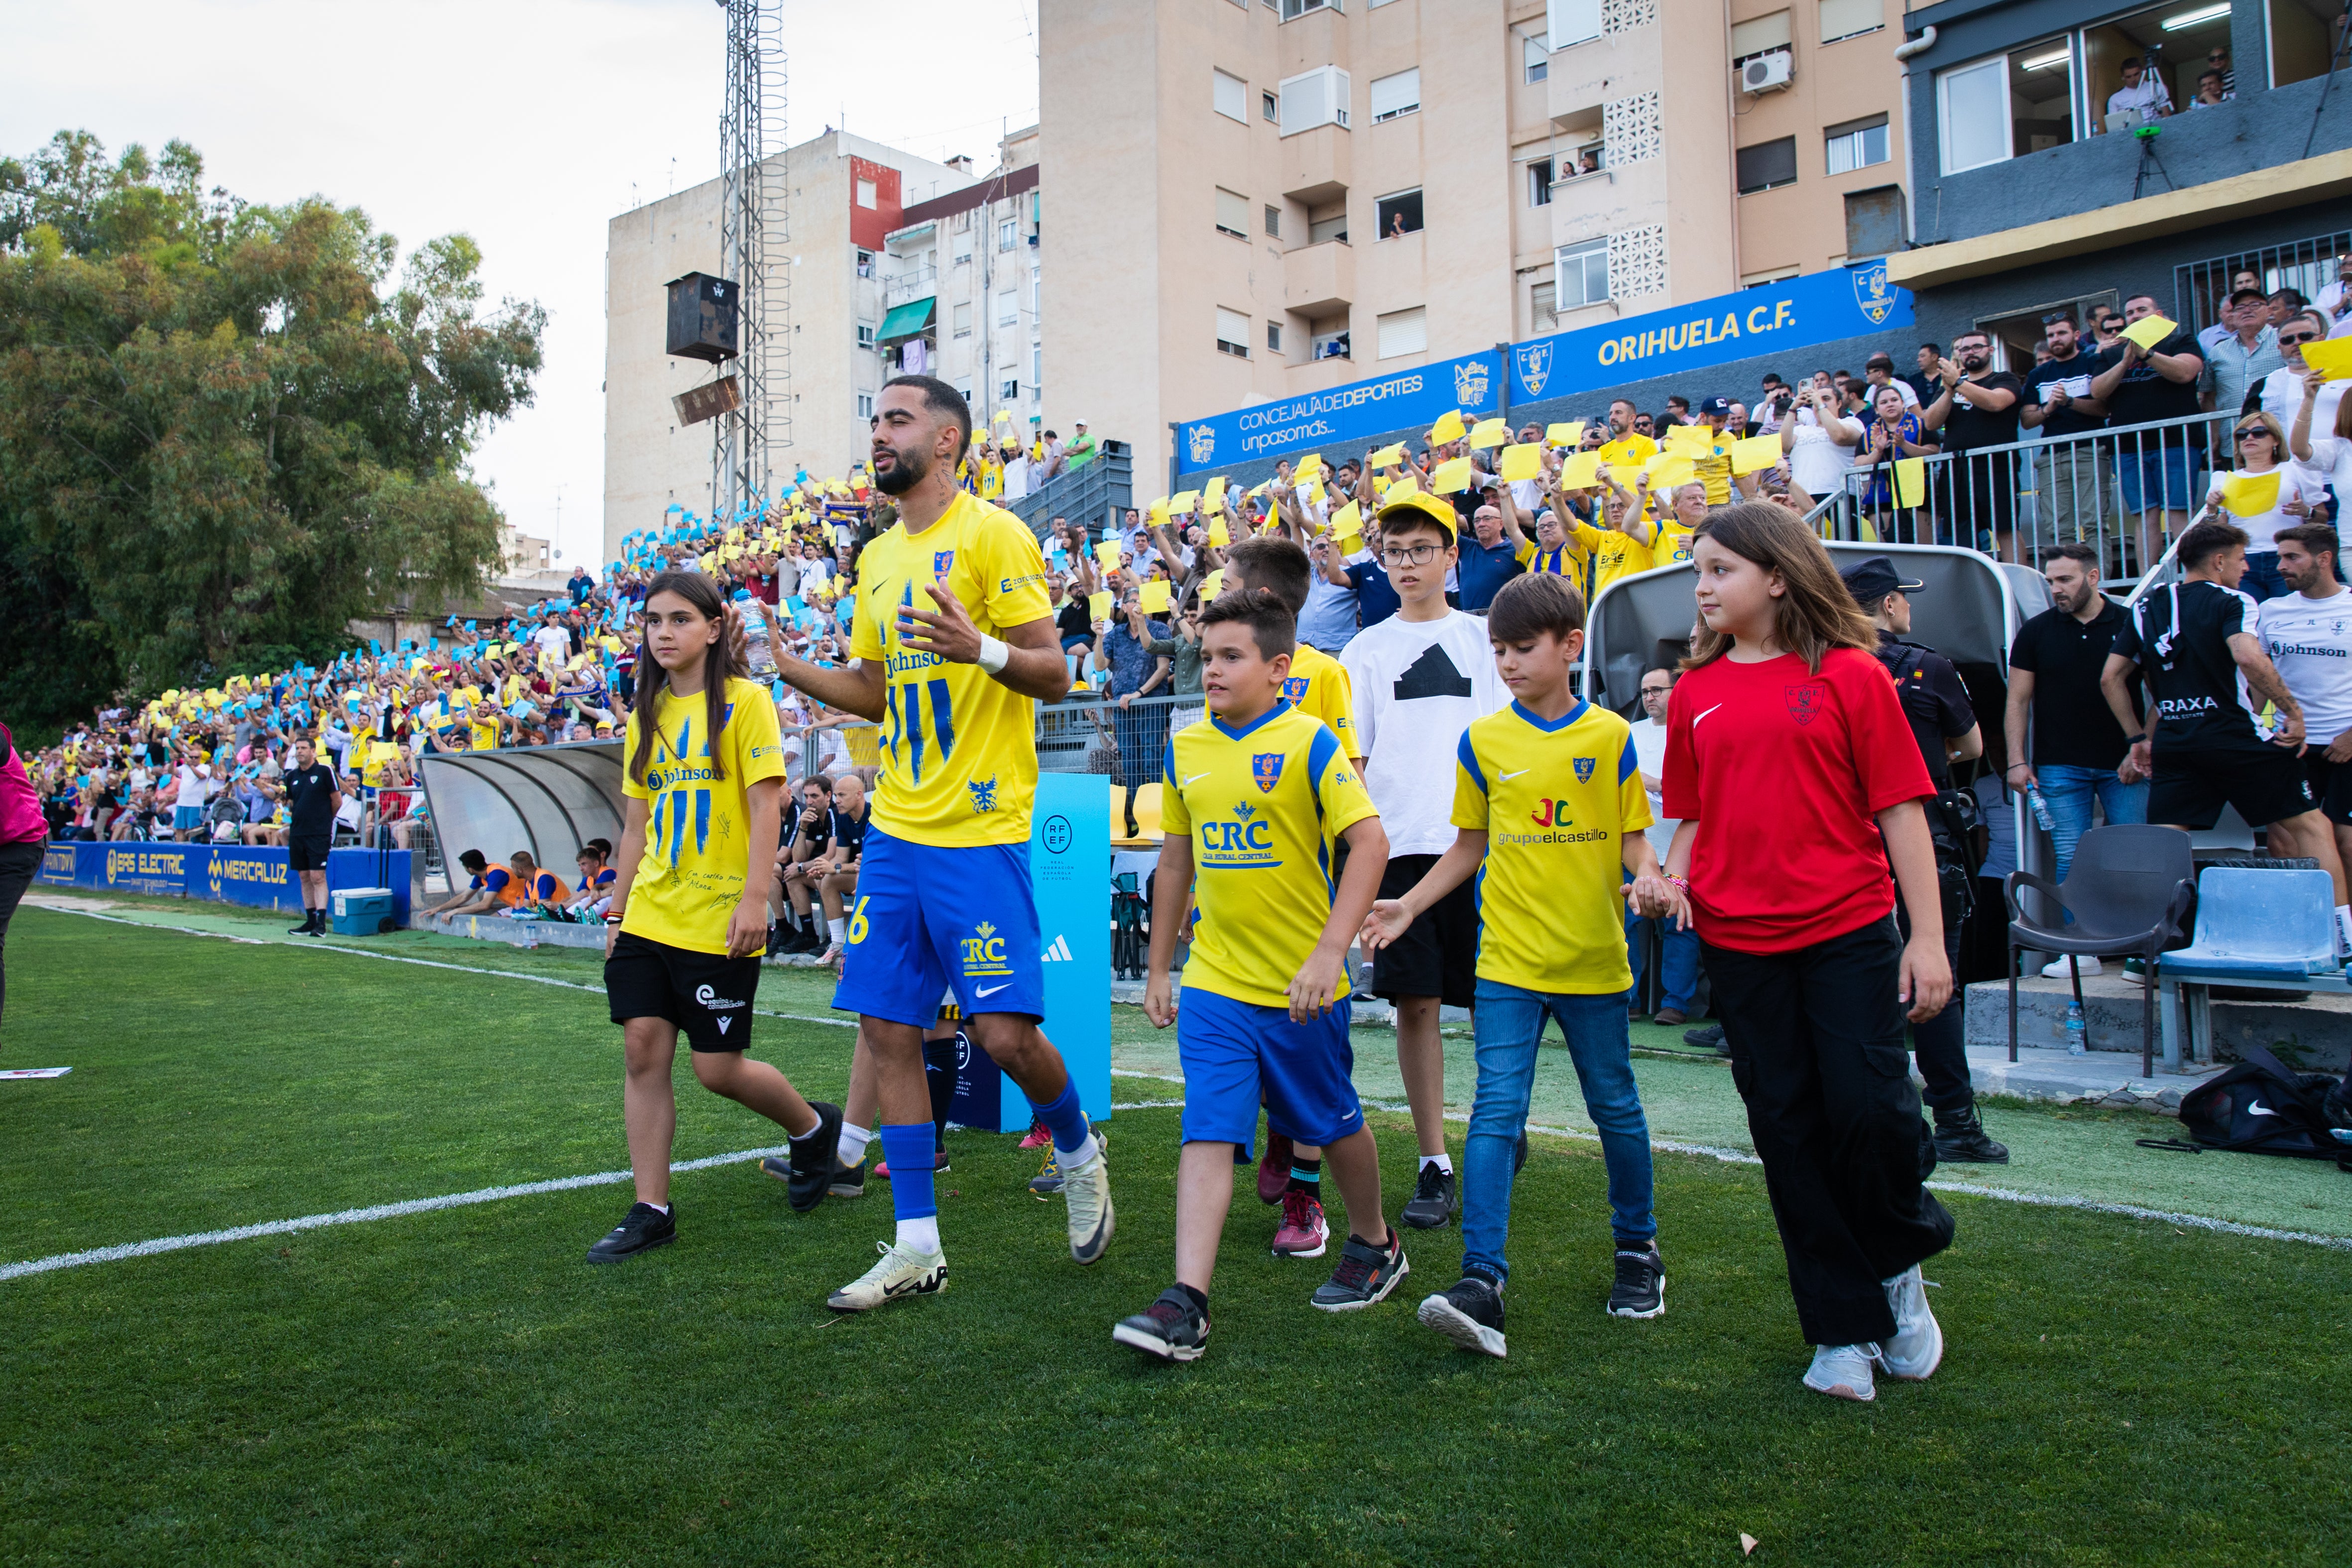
[1019,1120,1054,1150]
[1256,1130,1295,1206]
[1270,1189,1328,1258]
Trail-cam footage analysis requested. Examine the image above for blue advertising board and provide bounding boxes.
[1509,262,1911,405]
[948,774,1113,1133]
[1174,348,1504,476]
[38,842,411,923]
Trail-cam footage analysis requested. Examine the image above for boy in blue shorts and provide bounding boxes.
[1362,572,1685,1359]
[1116,595,1403,1363]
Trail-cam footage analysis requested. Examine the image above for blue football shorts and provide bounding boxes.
[1176,987,1363,1156]
[832,828,1045,1028]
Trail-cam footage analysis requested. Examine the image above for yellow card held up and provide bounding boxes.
[1663,422,1715,453]
[1546,421,1585,447]
[1368,443,1407,469]
[1139,579,1173,613]
[1730,433,1783,476]
[2120,314,2177,352]
[1385,474,1422,499]
[1893,457,1928,508]
[1088,591,1113,620]
[1560,452,1603,489]
[2302,337,2352,379]
[1202,568,1225,600]
[1095,539,1123,568]
[2221,471,2281,517]
[1169,489,1200,515]
[1207,515,1231,547]
[1430,409,1467,445]
[1202,476,1227,509]
[1149,495,1171,524]
[1499,443,1545,483]
[1645,454,1697,490]
[1329,500,1362,536]
[1431,456,1476,493]
[1294,453,1322,482]
[1469,418,1508,449]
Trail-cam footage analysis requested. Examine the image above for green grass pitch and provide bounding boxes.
[1,905,2346,1566]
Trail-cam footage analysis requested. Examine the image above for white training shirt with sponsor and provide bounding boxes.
[2258,586,2352,743]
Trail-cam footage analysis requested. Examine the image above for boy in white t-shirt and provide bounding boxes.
[1338,492,1511,1230]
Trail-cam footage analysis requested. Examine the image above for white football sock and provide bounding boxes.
[828,917,847,944]
[1059,1130,1101,1171]
[1420,1152,1454,1175]
[837,1121,873,1167]
[645,1202,671,1215]
[897,1216,941,1255]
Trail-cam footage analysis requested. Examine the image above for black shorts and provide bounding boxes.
[288,832,332,872]
[2304,751,2352,825]
[2148,745,2317,831]
[605,930,763,1051]
[1364,852,1479,1009]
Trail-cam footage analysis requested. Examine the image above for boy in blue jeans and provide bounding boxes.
[1362,572,1685,1358]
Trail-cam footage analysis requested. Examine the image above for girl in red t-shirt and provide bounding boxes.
[1659,503,1954,1405]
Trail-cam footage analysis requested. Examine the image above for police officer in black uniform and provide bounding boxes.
[1841,558,2011,1165]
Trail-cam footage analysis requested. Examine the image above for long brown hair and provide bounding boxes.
[628,572,744,787]
[1680,501,1878,674]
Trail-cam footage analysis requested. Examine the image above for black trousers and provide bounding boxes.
[1705,916,1956,1347]
[1895,897,1972,1116]
[0,839,42,1029]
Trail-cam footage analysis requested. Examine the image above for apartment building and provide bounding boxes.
[1040,0,1917,480]
[600,129,995,566]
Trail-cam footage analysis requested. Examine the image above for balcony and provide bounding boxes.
[883,265,939,307]
[1282,122,1352,208]
[1284,238,1355,315]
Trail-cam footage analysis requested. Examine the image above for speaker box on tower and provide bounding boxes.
[665,272,740,363]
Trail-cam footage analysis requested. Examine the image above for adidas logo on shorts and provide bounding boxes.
[1040,935,1074,962]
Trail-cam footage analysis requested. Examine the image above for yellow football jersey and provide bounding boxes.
[1452,699,1650,994]
[1569,519,1658,601]
[848,492,1054,847]
[620,676,789,954]
[1282,643,1361,761]
[1163,702,1377,1009]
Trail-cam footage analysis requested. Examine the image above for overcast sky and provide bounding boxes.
[1,0,1040,568]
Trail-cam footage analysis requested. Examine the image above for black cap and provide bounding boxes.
[1840,556,1924,604]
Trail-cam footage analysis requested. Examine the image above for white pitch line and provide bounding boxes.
[0,1144,791,1283]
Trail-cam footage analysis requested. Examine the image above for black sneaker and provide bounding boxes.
[828,1159,867,1199]
[1401,1163,1457,1229]
[785,1102,844,1212]
[289,912,317,936]
[586,1201,676,1264]
[1933,1105,2010,1165]
[782,923,822,955]
[1684,1023,1726,1055]
[1312,1228,1410,1311]
[1417,1276,1508,1358]
[1607,1241,1666,1319]
[1514,1129,1529,1175]
[1113,1287,1210,1363]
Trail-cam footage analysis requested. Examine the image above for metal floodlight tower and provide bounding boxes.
[713,0,790,520]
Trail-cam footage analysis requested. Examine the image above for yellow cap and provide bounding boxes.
[1375,490,1458,543]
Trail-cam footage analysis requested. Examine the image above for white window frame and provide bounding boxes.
[1279,65,1352,135]
[1817,0,1884,45]
[856,391,875,418]
[1555,236,1610,309]
[1281,0,1339,18]
[953,232,973,265]
[1547,0,1601,51]
[1824,117,1891,175]
[1001,376,1020,400]
[1267,319,1284,353]
[997,290,1019,327]
[1216,306,1252,358]
[999,218,1016,251]
[1375,305,1426,359]
[1370,68,1420,122]
[1213,68,1249,122]
[856,321,876,349]
[855,178,878,210]
[952,302,973,339]
[1263,90,1279,122]
[1528,157,1554,206]
[1525,32,1550,82]
[1215,187,1252,239]
[1937,54,2012,175]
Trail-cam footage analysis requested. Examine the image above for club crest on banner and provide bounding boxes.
[1453,359,1493,410]
[1514,340,1554,399]
[1851,260,1894,327]
[1187,424,1217,466]
[1252,753,1285,793]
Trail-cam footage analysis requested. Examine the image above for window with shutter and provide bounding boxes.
[1213,69,1248,121]
[1735,137,1798,193]
[1376,306,1426,359]
[1547,0,1601,49]
[1370,68,1419,121]
[1818,0,1882,43]
[1215,187,1251,237]
[1216,307,1252,357]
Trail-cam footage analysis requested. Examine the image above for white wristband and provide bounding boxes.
[976,634,1011,675]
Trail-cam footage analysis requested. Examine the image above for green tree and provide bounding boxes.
[0,130,543,736]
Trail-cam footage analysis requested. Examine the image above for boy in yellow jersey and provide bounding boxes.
[776,375,1115,1313]
[1362,573,1684,1359]
[1220,535,1359,760]
[1117,594,1402,1363]
[589,571,841,1265]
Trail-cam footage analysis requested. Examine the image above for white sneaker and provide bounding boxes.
[1880,1264,1944,1381]
[825,1238,947,1312]
[1802,1342,1881,1402]
[2040,955,2101,979]
[1061,1144,1115,1265]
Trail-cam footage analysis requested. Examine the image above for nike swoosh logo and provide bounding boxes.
[1692,703,1724,728]
[2247,1099,2279,1117]
[1500,768,1531,781]
[976,982,1011,997]
[1183,772,1212,785]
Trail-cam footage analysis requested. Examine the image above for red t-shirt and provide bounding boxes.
[1661,646,1934,954]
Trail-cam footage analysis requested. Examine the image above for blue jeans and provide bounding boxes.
[2039,761,2150,885]
[2239,550,2289,603]
[1461,980,1656,1286]
[1627,910,1702,1014]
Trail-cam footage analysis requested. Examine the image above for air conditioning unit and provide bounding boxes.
[1741,50,1794,93]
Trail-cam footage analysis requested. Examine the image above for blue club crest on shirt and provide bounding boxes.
[1573,756,1596,784]
[1252,753,1285,793]
[1281,676,1308,704]
[967,775,998,813]
[933,549,956,579]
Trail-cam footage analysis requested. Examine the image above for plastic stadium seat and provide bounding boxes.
[2004,825,2196,1078]
[2161,867,2338,977]
[1114,782,1162,846]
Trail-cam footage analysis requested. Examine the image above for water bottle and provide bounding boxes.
[2027,786,2056,833]
[2063,1002,2087,1056]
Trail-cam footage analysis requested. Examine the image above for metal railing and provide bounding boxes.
[883,266,938,306]
[1798,410,2242,585]
[2174,229,2350,339]
[1006,440,1133,540]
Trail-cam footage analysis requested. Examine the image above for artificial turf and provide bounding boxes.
[1,906,2347,1566]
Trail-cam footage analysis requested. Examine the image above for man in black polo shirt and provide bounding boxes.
[2103,519,2352,955]
[1922,329,2023,561]
[277,736,341,936]
[2005,543,2148,977]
